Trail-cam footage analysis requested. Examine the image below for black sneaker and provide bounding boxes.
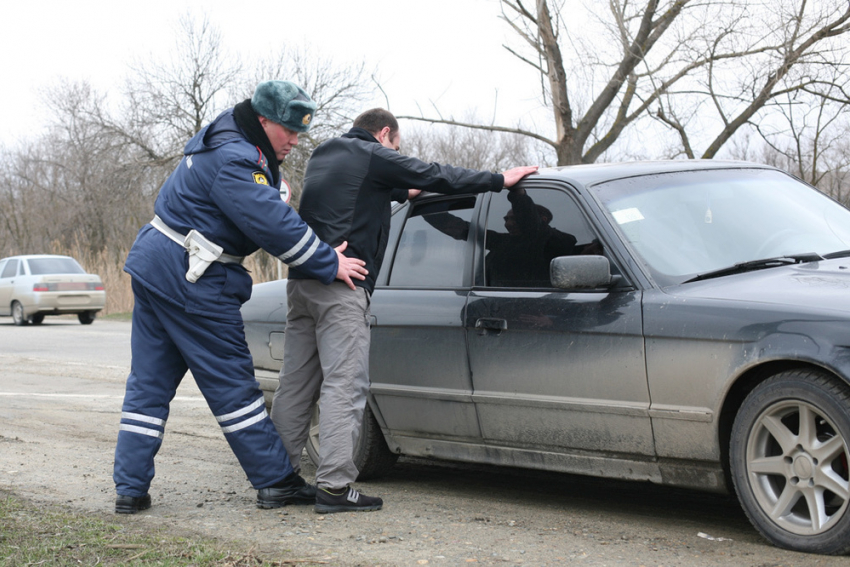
[257,472,317,508]
[115,494,151,514]
[314,486,383,513]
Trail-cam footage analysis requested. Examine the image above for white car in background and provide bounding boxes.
[0,254,106,325]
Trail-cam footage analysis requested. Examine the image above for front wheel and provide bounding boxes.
[305,401,398,481]
[11,301,28,326]
[730,369,850,554]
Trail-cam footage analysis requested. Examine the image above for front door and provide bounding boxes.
[466,187,655,458]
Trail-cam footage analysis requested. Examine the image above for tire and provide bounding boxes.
[78,311,96,325]
[11,301,28,326]
[30,313,44,325]
[305,401,399,481]
[730,369,850,554]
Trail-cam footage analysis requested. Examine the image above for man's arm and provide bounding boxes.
[422,212,470,241]
[390,188,420,202]
[373,147,537,195]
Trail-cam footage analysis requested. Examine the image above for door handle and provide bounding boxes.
[475,317,508,335]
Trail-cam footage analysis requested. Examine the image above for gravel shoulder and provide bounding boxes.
[1,319,847,566]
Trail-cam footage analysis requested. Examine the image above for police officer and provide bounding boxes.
[113,80,367,514]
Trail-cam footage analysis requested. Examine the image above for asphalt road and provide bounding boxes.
[1,317,848,566]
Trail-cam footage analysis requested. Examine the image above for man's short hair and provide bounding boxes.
[353,108,399,137]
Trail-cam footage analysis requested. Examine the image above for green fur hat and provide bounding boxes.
[251,80,316,132]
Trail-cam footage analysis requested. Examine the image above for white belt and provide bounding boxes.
[150,216,243,264]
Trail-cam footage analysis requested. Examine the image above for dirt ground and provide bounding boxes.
[1,319,848,566]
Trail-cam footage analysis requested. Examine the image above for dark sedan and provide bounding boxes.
[243,160,850,554]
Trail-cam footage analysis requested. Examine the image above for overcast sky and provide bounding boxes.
[0,0,552,146]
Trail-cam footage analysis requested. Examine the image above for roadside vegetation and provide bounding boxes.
[0,492,310,567]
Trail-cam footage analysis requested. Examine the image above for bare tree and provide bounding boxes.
[0,145,38,255]
[402,118,552,171]
[0,7,380,285]
[400,0,850,167]
[121,12,242,164]
[5,80,159,257]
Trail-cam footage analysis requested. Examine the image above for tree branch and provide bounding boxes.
[396,115,557,148]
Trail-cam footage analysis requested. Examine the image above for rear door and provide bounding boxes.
[369,195,483,442]
[465,186,655,459]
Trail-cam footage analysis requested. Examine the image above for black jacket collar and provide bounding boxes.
[342,127,380,144]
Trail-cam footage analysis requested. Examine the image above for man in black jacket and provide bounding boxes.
[270,108,537,513]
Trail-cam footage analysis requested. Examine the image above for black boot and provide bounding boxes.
[115,494,151,514]
[256,472,316,508]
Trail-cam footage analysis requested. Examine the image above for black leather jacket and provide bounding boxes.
[290,127,504,292]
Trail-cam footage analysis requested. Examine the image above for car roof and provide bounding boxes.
[409,160,782,203]
[533,159,776,188]
[0,254,77,262]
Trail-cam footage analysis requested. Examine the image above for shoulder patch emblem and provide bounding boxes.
[252,171,269,185]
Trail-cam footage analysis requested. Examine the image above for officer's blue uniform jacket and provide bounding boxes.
[115,107,336,498]
[124,108,338,321]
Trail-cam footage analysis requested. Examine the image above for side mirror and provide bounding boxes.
[550,255,612,290]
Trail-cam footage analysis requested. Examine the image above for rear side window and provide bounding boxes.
[1,259,18,278]
[27,257,85,275]
[389,197,476,287]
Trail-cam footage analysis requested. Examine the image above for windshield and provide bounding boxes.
[591,168,850,286]
[27,257,86,275]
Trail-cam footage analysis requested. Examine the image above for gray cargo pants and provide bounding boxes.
[270,279,371,490]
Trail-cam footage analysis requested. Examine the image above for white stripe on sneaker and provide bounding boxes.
[346,487,359,504]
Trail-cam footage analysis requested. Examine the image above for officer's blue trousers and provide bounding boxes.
[113,279,293,497]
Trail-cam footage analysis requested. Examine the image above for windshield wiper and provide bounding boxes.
[823,249,850,259]
[683,253,824,283]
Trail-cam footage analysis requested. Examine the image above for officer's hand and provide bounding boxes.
[334,241,368,290]
[502,166,539,188]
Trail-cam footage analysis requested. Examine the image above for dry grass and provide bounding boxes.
[1,491,316,566]
[47,241,285,316]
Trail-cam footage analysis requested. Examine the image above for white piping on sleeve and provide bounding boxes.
[278,228,315,262]
[287,237,321,267]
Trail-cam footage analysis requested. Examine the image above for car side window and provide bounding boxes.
[1,259,18,279]
[389,197,476,288]
[483,188,603,288]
